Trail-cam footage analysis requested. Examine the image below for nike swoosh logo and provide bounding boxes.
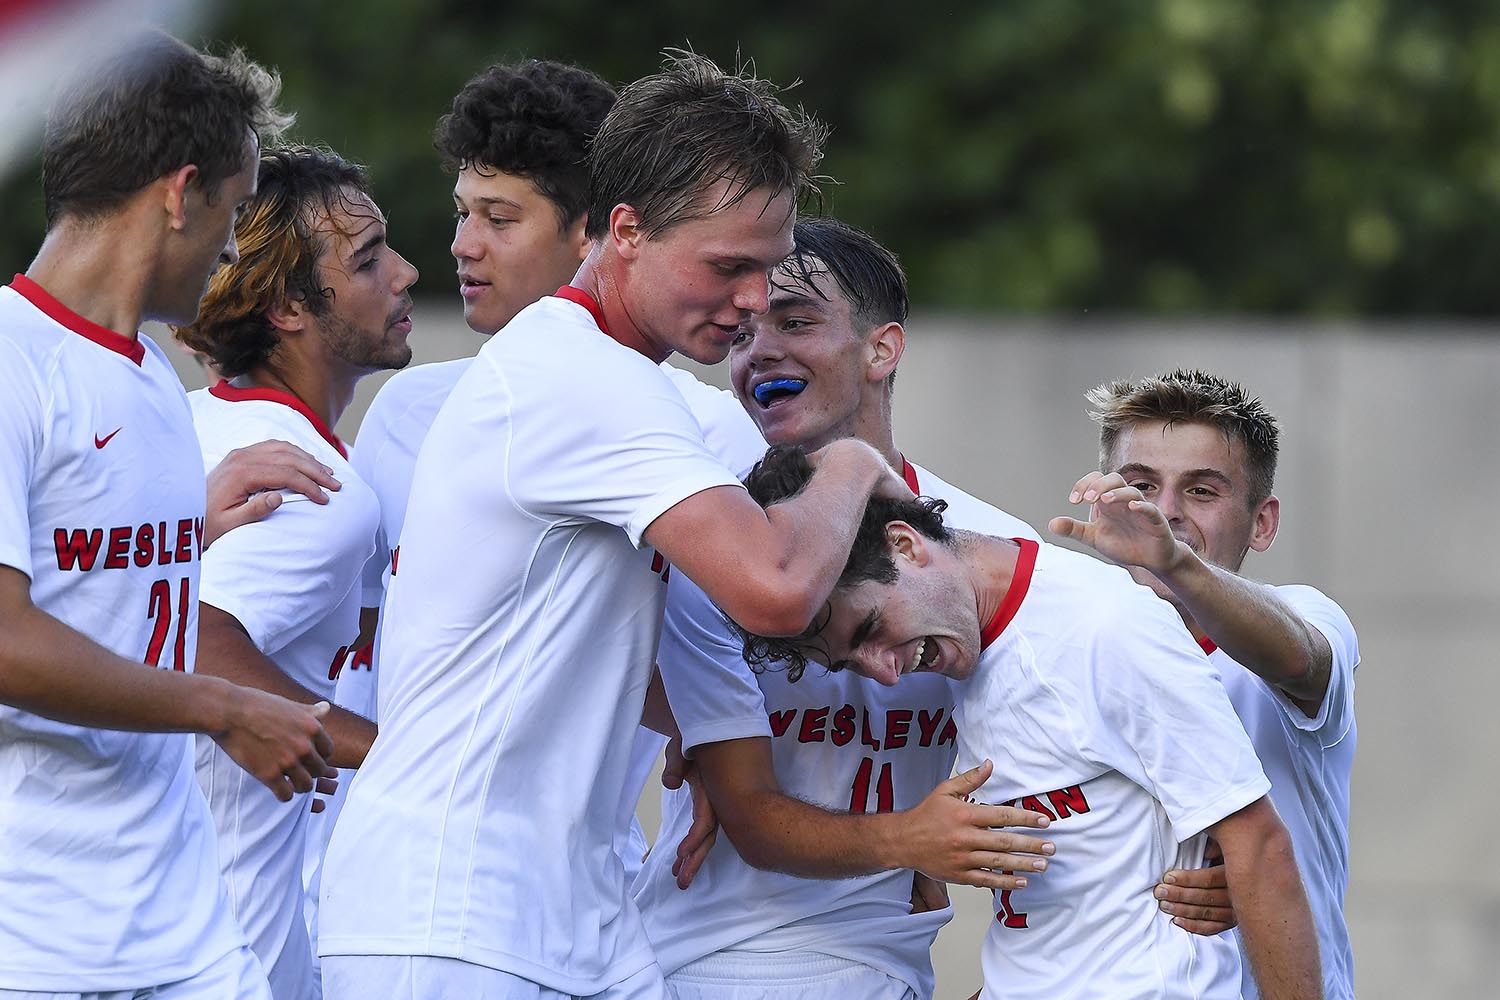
[94,428,121,449]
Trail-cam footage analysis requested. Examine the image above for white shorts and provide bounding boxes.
[665,951,916,1000]
[321,956,665,1000]
[0,945,271,1000]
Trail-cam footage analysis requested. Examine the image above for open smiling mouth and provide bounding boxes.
[752,378,808,407]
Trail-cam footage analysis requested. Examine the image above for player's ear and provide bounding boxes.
[265,284,310,334]
[608,204,644,262]
[1248,494,1279,552]
[568,213,592,263]
[163,165,199,231]
[867,322,904,384]
[885,520,929,566]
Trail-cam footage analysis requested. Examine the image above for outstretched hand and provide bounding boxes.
[204,439,343,548]
[900,760,1055,890]
[1047,471,1179,574]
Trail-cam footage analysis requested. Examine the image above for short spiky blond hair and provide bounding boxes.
[1088,368,1281,506]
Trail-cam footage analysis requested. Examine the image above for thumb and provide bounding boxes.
[943,758,994,798]
[1047,515,1087,540]
[310,700,332,718]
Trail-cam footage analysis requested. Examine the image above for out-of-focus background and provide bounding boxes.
[5,1,1496,996]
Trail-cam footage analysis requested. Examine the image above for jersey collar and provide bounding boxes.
[899,455,921,494]
[554,284,611,335]
[9,273,146,366]
[1197,636,1218,656]
[980,537,1039,650]
[208,379,347,459]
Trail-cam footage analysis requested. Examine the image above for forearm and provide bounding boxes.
[640,667,680,739]
[1217,810,1321,1000]
[0,599,233,734]
[196,609,374,768]
[718,785,902,878]
[1158,549,1328,702]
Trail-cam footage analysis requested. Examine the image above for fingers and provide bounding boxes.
[939,759,994,798]
[1068,471,1126,504]
[1047,515,1089,540]
[661,737,688,790]
[673,776,719,889]
[951,867,1032,892]
[1170,915,1238,936]
[977,850,1050,873]
[283,762,315,795]
[1160,865,1227,890]
[970,802,1052,832]
[309,774,339,815]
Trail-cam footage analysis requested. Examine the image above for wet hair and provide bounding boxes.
[173,146,371,377]
[434,60,616,228]
[43,31,290,226]
[779,217,909,329]
[1089,368,1281,507]
[584,50,828,240]
[729,444,952,681]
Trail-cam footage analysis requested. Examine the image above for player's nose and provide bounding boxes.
[451,216,482,260]
[732,272,771,315]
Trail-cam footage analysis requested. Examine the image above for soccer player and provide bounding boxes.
[0,34,333,998]
[733,448,1323,1000]
[635,218,1055,1000]
[319,53,907,999]
[172,145,417,999]
[1051,370,1359,1000]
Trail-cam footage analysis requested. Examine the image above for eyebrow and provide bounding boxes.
[767,292,827,313]
[1117,462,1234,489]
[848,609,880,652]
[348,227,386,263]
[458,195,524,212]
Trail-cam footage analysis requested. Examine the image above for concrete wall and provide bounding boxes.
[164,307,1499,998]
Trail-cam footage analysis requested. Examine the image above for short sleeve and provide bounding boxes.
[658,363,768,474]
[0,343,44,577]
[657,571,773,755]
[504,345,742,548]
[1087,592,1270,843]
[198,489,372,654]
[1267,584,1359,746]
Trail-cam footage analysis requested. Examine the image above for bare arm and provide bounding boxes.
[691,737,1052,887]
[0,566,333,800]
[1050,471,1331,715]
[644,439,901,637]
[197,603,375,769]
[1209,796,1320,1000]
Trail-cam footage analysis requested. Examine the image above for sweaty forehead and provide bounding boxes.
[1114,420,1248,479]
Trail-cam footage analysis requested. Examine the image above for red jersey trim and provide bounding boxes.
[554,285,611,334]
[208,379,347,459]
[1197,636,1218,656]
[980,537,1039,650]
[900,456,921,495]
[9,273,145,366]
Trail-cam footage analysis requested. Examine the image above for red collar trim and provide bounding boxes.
[208,379,347,459]
[900,456,921,494]
[1197,636,1218,656]
[980,537,1039,650]
[9,273,145,366]
[554,285,610,335]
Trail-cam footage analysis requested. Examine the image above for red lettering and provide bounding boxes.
[829,705,855,746]
[860,709,881,752]
[53,528,102,571]
[390,545,400,576]
[937,718,958,747]
[650,551,664,574]
[1019,795,1057,821]
[1046,785,1091,819]
[145,580,171,666]
[349,642,374,672]
[769,709,795,738]
[103,526,131,568]
[885,709,912,749]
[327,644,353,682]
[997,877,1029,928]
[798,706,829,743]
[850,756,896,814]
[193,517,204,557]
[157,521,171,565]
[917,709,944,747]
[133,523,153,567]
[170,578,189,670]
[174,519,193,563]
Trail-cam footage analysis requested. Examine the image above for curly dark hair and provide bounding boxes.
[585,50,828,240]
[173,146,370,377]
[728,445,952,681]
[44,31,290,226]
[434,60,616,228]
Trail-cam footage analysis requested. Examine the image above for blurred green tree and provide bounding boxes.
[4,0,1500,316]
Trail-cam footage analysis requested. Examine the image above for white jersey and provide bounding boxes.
[318,289,742,993]
[189,382,378,1000]
[1209,585,1358,1000]
[960,540,1270,1000]
[636,461,1037,996]
[0,277,247,991]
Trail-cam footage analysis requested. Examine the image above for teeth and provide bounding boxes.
[910,638,926,672]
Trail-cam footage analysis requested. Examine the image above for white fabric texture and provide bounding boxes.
[0,281,248,991]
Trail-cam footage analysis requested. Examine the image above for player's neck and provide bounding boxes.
[235,361,354,433]
[570,251,668,363]
[964,533,1023,635]
[26,217,157,339]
